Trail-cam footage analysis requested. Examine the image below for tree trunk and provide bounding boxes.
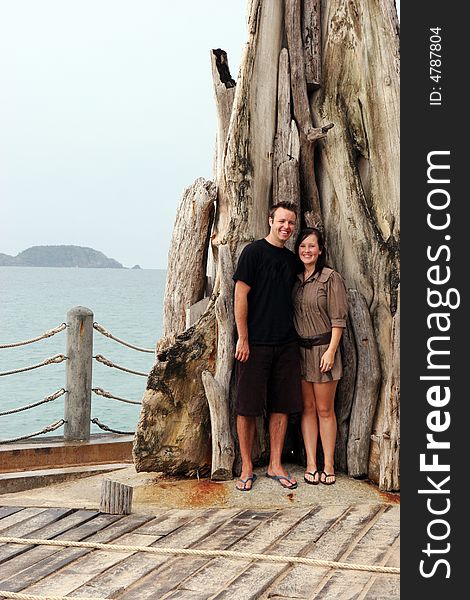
[134,0,400,491]
[162,178,216,338]
[346,289,381,477]
[312,0,400,489]
[133,305,216,476]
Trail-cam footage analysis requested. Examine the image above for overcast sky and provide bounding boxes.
[1,1,399,270]
[0,1,246,269]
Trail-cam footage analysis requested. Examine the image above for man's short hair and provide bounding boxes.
[269,201,299,219]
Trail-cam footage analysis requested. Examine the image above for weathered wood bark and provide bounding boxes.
[334,308,357,472]
[162,178,216,337]
[135,0,400,491]
[312,0,400,488]
[284,0,331,224]
[302,0,321,89]
[223,0,283,251]
[375,292,400,491]
[210,49,236,259]
[133,305,216,476]
[346,289,381,478]
[202,245,236,480]
[273,48,300,249]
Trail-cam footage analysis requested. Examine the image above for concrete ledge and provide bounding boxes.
[0,463,131,495]
[0,435,133,473]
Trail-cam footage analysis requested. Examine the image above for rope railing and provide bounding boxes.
[0,536,400,574]
[0,307,152,443]
[0,323,67,349]
[0,419,66,444]
[0,354,67,377]
[91,417,134,436]
[0,591,102,600]
[0,389,66,416]
[92,387,141,405]
[93,322,154,353]
[93,354,148,377]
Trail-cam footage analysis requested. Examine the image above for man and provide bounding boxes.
[233,201,302,491]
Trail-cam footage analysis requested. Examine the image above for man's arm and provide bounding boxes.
[234,280,251,362]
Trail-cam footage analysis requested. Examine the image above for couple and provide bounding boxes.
[234,201,348,491]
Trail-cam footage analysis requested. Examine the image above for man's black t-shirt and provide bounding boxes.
[233,238,300,345]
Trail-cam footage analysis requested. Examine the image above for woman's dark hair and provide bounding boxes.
[294,227,328,274]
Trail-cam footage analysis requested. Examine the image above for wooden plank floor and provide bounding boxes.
[0,503,399,599]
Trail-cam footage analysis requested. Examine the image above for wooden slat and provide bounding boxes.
[0,506,23,520]
[361,539,400,600]
[0,504,399,599]
[270,504,382,598]
[133,508,202,536]
[67,508,242,599]
[164,591,212,600]
[121,508,311,599]
[118,508,239,599]
[0,511,117,583]
[178,508,312,595]
[8,512,155,594]
[0,509,98,568]
[0,507,47,532]
[308,506,400,598]
[27,531,166,597]
[62,510,266,596]
[0,507,73,563]
[189,505,351,600]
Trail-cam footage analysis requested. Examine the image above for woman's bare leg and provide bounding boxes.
[301,380,320,483]
[314,380,338,484]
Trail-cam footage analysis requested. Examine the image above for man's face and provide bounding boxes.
[268,208,296,245]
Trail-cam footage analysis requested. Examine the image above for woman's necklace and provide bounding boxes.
[304,268,315,282]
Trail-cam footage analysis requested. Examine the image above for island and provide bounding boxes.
[0,245,124,268]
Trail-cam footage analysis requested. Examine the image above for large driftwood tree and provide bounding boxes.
[133,0,400,491]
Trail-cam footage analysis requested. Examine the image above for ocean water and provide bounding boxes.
[0,267,165,441]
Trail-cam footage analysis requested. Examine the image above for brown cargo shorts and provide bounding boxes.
[235,341,302,417]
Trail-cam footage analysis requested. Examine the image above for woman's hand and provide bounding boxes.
[320,348,335,372]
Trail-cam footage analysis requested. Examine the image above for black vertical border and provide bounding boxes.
[401,1,466,595]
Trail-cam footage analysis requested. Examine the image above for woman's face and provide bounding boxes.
[298,233,322,268]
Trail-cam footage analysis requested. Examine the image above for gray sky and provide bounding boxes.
[1,1,399,269]
[0,1,246,269]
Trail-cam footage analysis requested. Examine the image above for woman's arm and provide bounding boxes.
[320,326,343,373]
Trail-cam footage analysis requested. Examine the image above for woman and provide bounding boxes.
[293,228,348,485]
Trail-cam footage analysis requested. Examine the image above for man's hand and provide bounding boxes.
[235,337,250,362]
[234,280,251,362]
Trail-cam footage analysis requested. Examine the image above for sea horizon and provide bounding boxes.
[0,266,166,441]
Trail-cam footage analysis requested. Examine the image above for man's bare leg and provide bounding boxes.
[267,412,297,486]
[236,415,257,490]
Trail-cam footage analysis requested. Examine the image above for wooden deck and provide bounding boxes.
[0,503,399,599]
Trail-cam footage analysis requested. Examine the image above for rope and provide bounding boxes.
[93,354,148,377]
[0,536,400,574]
[93,323,154,353]
[0,389,66,416]
[0,355,67,377]
[92,387,141,405]
[91,417,134,436]
[0,420,66,444]
[0,592,102,600]
[0,323,67,349]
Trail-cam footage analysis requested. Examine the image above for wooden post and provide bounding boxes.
[64,306,93,441]
[100,479,133,514]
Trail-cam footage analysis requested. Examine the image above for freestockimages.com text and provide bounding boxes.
[418,150,460,579]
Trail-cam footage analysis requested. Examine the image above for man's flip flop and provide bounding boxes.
[320,471,336,485]
[304,470,320,485]
[265,472,298,490]
[236,473,257,491]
